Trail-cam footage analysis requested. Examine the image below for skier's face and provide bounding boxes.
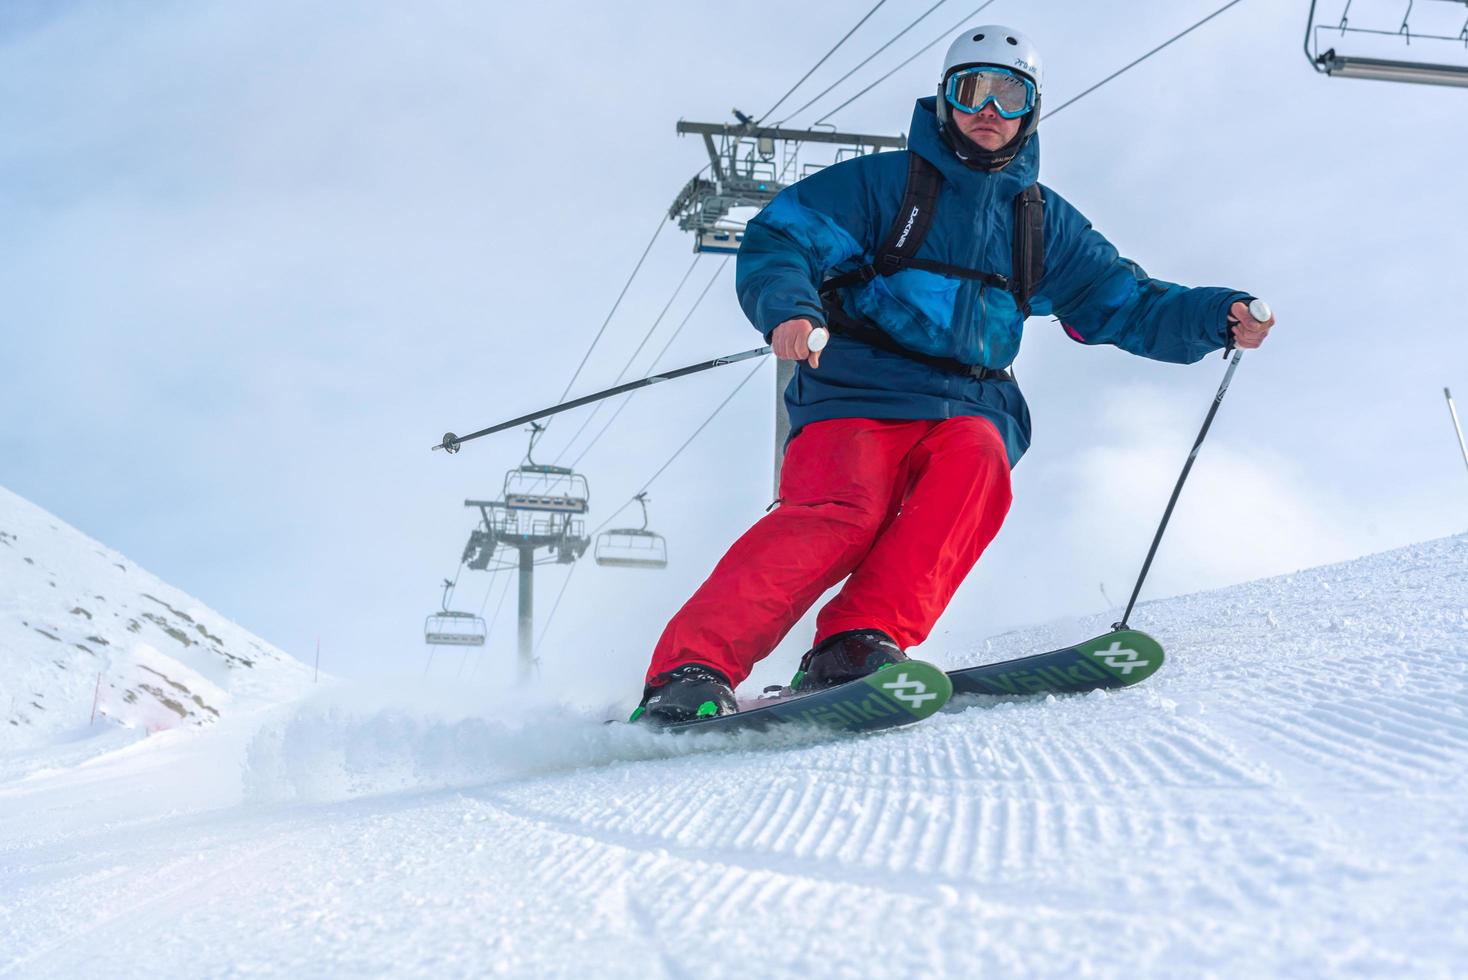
[954,101,1023,151]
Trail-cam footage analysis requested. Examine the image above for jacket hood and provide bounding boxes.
[908,96,1038,193]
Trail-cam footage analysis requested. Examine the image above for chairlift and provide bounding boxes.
[595,493,668,570]
[504,463,590,513]
[1304,0,1468,87]
[502,424,590,514]
[424,579,487,647]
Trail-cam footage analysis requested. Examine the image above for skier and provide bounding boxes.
[632,25,1274,725]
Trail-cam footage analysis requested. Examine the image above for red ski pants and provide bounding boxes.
[647,416,1013,686]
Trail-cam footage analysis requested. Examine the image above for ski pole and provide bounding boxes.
[1113,299,1270,630]
[432,327,828,454]
[1446,388,1468,481]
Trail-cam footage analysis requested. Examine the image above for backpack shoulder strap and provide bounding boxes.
[1012,183,1045,317]
[820,155,1037,300]
[821,152,946,292]
[872,151,944,273]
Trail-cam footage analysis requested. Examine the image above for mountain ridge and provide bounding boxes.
[0,483,314,752]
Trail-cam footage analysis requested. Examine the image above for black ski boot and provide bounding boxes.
[630,664,737,726]
[792,629,909,692]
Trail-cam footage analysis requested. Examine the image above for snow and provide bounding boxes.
[2,483,1466,976]
[0,485,314,765]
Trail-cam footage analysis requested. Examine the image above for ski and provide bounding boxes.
[947,629,1165,697]
[660,660,952,736]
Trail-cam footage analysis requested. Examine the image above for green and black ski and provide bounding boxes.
[948,629,1165,697]
[660,660,952,736]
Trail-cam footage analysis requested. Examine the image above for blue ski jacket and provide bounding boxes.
[735,97,1248,466]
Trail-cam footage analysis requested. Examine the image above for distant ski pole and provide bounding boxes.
[432,329,828,454]
[1446,388,1468,481]
[1114,299,1270,630]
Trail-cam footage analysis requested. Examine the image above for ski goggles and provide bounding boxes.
[944,66,1036,119]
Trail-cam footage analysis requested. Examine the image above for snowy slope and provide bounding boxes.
[0,484,315,765]
[1,533,1465,977]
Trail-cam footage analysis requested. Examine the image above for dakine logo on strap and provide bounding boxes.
[1092,641,1151,675]
[882,673,938,707]
[894,206,921,249]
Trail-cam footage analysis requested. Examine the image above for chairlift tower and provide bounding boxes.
[669,112,906,253]
[460,427,591,682]
[669,110,907,492]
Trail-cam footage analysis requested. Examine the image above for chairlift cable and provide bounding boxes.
[468,572,515,679]
[756,0,894,124]
[552,253,703,464]
[476,566,503,616]
[534,563,579,655]
[532,160,712,444]
[1043,0,1249,121]
[591,358,767,537]
[486,570,513,627]
[545,363,762,643]
[623,359,767,514]
[569,258,732,469]
[776,0,954,127]
[553,212,668,410]
[813,1,999,125]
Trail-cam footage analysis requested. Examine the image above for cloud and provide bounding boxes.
[1056,383,1360,593]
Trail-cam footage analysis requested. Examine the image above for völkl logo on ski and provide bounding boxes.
[1089,641,1151,674]
[947,630,1166,698]
[882,673,938,708]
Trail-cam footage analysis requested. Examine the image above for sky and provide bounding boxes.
[2,0,1466,700]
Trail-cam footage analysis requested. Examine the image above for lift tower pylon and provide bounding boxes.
[669,115,906,254]
[669,110,906,491]
[460,428,590,682]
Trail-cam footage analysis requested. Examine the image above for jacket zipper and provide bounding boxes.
[972,181,993,366]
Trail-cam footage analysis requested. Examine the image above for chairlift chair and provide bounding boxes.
[503,462,590,513]
[499,423,591,514]
[425,611,487,646]
[1304,0,1468,87]
[595,493,668,570]
[424,579,487,646]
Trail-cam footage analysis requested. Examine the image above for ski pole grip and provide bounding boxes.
[1247,298,1272,323]
[808,326,829,353]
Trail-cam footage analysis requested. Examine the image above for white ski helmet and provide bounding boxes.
[935,25,1044,169]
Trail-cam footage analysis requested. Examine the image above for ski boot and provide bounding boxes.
[791,629,909,692]
[630,664,737,726]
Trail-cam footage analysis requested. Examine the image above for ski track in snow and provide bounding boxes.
[1,535,1465,977]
